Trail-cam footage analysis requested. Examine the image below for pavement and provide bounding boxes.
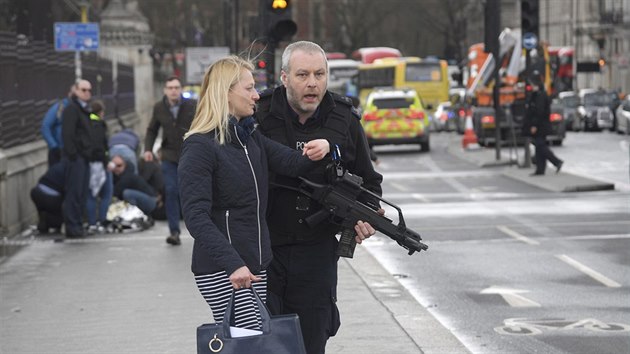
[0,136,613,354]
[447,136,615,193]
[0,220,468,354]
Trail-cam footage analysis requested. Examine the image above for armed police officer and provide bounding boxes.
[254,41,383,354]
[523,70,563,176]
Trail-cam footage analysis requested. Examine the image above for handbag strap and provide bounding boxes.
[222,288,271,335]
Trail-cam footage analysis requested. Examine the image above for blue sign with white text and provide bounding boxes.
[54,22,99,51]
[522,32,538,50]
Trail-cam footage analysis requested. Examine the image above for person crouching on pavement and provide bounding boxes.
[108,155,157,220]
[178,55,331,331]
[30,159,67,234]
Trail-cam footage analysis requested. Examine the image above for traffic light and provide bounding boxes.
[521,0,540,37]
[484,0,500,54]
[598,58,606,67]
[256,59,267,69]
[262,0,297,43]
[270,0,289,12]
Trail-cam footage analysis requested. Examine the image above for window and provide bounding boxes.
[406,63,442,82]
[373,97,415,109]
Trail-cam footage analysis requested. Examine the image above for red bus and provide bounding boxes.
[352,47,402,64]
[548,46,574,95]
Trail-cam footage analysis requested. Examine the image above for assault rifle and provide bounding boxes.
[298,164,428,258]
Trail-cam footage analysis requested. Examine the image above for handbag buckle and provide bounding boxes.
[209,333,224,353]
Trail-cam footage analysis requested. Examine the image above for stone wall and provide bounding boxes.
[0,113,139,238]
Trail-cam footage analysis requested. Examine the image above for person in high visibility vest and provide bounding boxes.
[86,100,113,234]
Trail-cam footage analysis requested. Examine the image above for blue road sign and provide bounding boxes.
[54,22,99,51]
[522,32,538,50]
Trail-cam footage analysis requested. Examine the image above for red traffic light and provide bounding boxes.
[257,60,267,69]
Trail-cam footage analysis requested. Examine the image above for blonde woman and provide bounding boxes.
[178,56,330,330]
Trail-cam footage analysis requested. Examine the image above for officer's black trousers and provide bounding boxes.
[533,135,562,174]
[267,235,340,354]
[62,156,89,235]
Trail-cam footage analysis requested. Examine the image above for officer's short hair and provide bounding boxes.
[281,41,327,73]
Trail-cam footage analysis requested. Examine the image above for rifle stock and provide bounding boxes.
[298,170,428,257]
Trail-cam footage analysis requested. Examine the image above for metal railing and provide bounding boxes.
[0,31,135,149]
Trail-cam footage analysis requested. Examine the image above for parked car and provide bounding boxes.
[577,89,614,131]
[607,90,622,130]
[616,96,630,135]
[448,87,470,134]
[361,88,431,151]
[547,101,567,145]
[432,101,457,132]
[556,91,580,131]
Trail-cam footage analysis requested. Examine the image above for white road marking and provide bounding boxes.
[383,170,500,180]
[562,233,630,240]
[497,225,540,245]
[368,233,630,246]
[388,181,411,192]
[556,254,622,288]
[480,286,541,307]
[385,192,522,200]
[410,193,430,203]
[384,196,628,217]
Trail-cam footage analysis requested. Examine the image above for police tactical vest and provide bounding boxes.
[256,89,356,243]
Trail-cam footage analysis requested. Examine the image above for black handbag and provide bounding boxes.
[196,289,307,354]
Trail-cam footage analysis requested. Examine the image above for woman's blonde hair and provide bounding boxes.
[185,55,255,144]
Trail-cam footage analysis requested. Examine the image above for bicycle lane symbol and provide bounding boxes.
[494,318,630,336]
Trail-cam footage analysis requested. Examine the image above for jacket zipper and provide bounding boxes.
[225,210,232,244]
[234,126,262,267]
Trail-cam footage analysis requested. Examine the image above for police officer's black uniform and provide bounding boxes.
[523,83,563,175]
[255,86,383,354]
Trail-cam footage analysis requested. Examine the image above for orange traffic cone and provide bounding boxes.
[461,115,480,149]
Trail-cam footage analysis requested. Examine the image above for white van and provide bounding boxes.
[328,59,360,97]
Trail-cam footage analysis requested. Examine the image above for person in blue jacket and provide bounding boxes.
[178,56,334,331]
[41,86,74,166]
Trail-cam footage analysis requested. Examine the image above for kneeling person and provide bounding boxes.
[31,160,67,234]
[108,155,158,218]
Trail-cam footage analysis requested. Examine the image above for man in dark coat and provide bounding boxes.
[523,71,564,176]
[254,41,383,354]
[143,77,196,245]
[61,79,94,237]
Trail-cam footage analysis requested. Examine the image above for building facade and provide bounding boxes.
[540,0,630,93]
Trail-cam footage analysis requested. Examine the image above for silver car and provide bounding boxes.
[556,91,580,131]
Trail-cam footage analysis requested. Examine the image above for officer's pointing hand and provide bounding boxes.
[302,139,330,161]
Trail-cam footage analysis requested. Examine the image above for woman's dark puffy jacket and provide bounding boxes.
[178,118,320,276]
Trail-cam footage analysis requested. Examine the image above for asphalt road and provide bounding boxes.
[365,132,630,354]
